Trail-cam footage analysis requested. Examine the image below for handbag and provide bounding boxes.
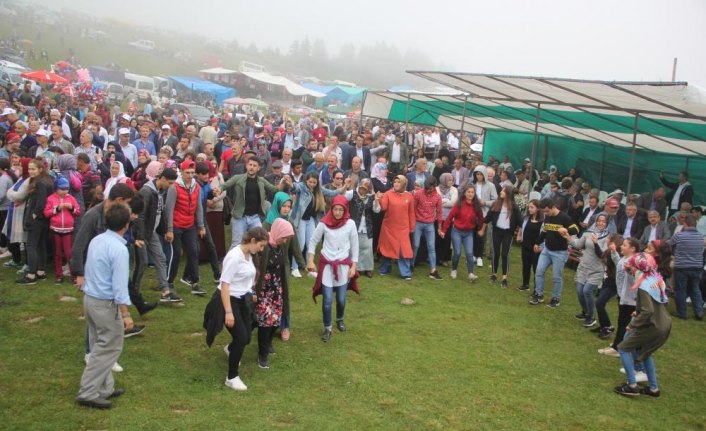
[222,195,233,225]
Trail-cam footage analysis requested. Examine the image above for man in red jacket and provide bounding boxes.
[164,160,207,296]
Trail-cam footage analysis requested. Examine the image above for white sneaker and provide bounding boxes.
[686,297,692,304]
[0,250,11,259]
[468,273,478,282]
[291,269,302,278]
[476,257,483,267]
[84,353,123,372]
[450,270,457,279]
[225,376,247,391]
[62,263,71,277]
[620,368,648,382]
[307,271,318,278]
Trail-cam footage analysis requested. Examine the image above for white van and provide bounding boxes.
[128,39,155,51]
[123,73,156,102]
[0,66,23,87]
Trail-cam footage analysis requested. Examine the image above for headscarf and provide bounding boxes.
[265,191,292,225]
[357,178,372,197]
[628,252,667,303]
[56,153,77,173]
[371,163,388,184]
[438,172,453,195]
[145,161,162,181]
[269,218,294,247]
[395,174,408,192]
[320,195,350,230]
[137,149,150,165]
[588,213,610,240]
[104,161,127,199]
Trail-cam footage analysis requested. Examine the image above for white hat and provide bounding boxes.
[161,124,171,130]
[121,114,131,121]
[1,108,16,116]
[36,128,51,138]
[119,127,130,135]
[610,188,625,196]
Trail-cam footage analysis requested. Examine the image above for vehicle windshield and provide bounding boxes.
[185,105,211,118]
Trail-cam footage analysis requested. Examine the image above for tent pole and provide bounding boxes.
[404,93,411,149]
[459,96,468,157]
[626,114,639,196]
[529,103,541,187]
[599,146,605,190]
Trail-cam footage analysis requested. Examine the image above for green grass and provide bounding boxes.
[1,244,705,431]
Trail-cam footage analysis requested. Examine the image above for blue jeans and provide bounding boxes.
[230,214,262,249]
[450,227,474,274]
[673,268,704,319]
[576,282,599,317]
[322,284,347,327]
[413,221,437,269]
[534,248,569,299]
[379,253,413,278]
[292,218,316,271]
[619,332,659,390]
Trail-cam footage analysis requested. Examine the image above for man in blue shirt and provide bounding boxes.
[76,204,133,410]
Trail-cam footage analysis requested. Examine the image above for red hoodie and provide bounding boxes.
[43,192,81,233]
[441,200,484,234]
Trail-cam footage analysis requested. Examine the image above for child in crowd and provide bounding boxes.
[43,176,81,283]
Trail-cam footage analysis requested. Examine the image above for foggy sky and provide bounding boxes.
[40,0,706,87]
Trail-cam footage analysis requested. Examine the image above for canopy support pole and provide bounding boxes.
[599,146,606,191]
[529,103,541,187]
[460,95,468,156]
[404,93,411,149]
[626,114,640,196]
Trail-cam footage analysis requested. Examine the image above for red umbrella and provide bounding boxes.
[20,70,69,85]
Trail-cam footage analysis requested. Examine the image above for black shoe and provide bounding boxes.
[364,271,373,278]
[575,312,588,320]
[15,275,37,285]
[191,283,206,296]
[500,279,508,289]
[489,274,497,283]
[546,297,560,308]
[137,302,158,316]
[429,270,443,281]
[639,387,661,398]
[321,328,332,342]
[107,389,125,399]
[696,313,704,321]
[124,325,145,338]
[160,292,183,303]
[336,320,346,332]
[76,397,112,409]
[529,294,544,305]
[614,383,640,397]
[583,317,597,327]
[257,356,270,369]
[36,273,47,281]
[590,326,602,333]
[517,284,530,291]
[268,345,276,355]
[598,327,615,339]
[438,261,448,268]
[180,277,193,286]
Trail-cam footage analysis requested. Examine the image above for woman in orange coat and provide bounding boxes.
[374,175,416,280]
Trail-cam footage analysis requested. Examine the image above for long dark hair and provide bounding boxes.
[304,172,326,212]
[526,199,544,222]
[458,185,483,215]
[603,234,627,278]
[0,157,17,183]
[27,158,51,195]
[491,185,514,213]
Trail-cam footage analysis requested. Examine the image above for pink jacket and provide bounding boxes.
[43,192,81,234]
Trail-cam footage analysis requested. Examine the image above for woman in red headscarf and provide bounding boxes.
[306,195,359,342]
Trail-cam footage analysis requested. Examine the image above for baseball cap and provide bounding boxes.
[5,132,20,142]
[180,160,196,171]
[606,198,620,208]
[55,177,70,189]
[119,127,130,135]
[161,124,171,130]
[35,129,51,138]
[609,188,624,196]
[271,160,283,168]
[121,114,131,121]
[1,108,16,116]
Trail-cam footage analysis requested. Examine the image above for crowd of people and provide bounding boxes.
[0,88,702,407]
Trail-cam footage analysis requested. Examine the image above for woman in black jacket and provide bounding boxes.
[517,199,543,292]
[17,158,53,284]
[481,185,522,288]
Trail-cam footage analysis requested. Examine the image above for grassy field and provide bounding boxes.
[1,243,705,431]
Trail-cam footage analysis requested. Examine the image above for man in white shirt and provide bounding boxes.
[447,131,459,160]
[117,128,138,169]
[322,136,343,169]
[280,148,293,175]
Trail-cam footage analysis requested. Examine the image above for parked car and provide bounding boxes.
[169,103,214,127]
[128,39,155,51]
[123,73,155,102]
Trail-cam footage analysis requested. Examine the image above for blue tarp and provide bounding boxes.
[302,82,365,107]
[169,76,235,105]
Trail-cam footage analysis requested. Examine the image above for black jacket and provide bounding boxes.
[484,204,523,233]
[23,177,53,230]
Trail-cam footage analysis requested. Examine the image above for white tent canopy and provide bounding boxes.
[241,71,326,98]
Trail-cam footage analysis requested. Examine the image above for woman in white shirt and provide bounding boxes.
[219,227,268,391]
[307,195,359,342]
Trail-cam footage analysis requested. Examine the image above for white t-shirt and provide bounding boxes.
[219,245,256,297]
[309,219,359,287]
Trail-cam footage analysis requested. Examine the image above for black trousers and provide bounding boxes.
[257,326,276,359]
[612,304,636,350]
[0,210,7,248]
[435,221,452,262]
[26,224,48,275]
[521,246,539,286]
[595,283,617,328]
[491,227,513,276]
[473,230,485,258]
[167,226,199,283]
[225,294,254,379]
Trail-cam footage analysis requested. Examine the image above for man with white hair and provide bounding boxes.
[117,128,138,169]
[49,108,73,140]
[49,123,75,155]
[15,120,37,152]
